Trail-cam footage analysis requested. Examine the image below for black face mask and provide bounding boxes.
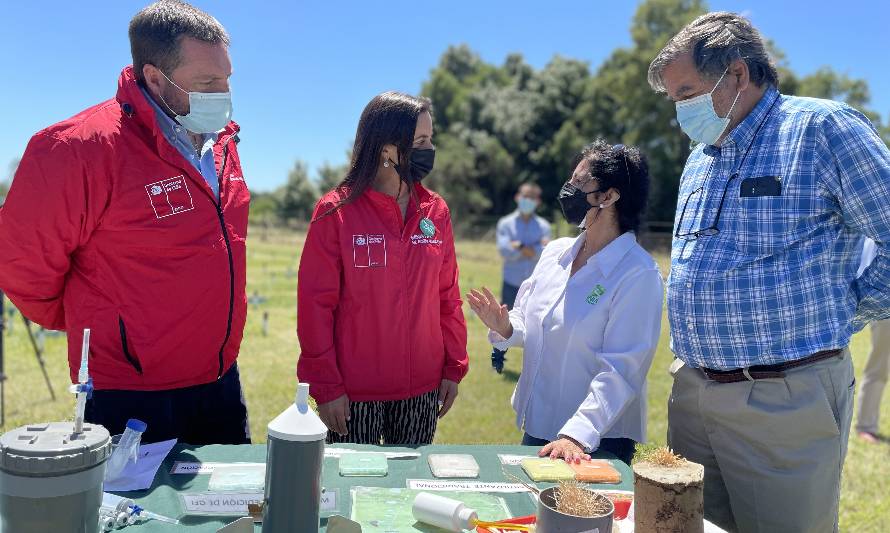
[558,181,595,226]
[394,148,436,182]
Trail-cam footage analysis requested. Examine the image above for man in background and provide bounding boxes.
[491,183,550,373]
[857,238,890,444]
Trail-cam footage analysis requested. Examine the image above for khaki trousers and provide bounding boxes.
[667,351,854,533]
[856,320,890,434]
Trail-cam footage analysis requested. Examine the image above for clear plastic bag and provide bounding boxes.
[338,452,388,477]
[520,457,575,482]
[208,463,267,492]
[427,454,480,478]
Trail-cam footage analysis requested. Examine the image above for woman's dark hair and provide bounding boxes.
[571,139,650,234]
[316,91,431,220]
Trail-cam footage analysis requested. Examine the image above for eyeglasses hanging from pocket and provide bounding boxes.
[674,173,741,241]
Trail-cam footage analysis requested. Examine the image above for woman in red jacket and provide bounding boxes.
[297,91,469,445]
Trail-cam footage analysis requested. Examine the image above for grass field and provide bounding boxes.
[1,227,887,530]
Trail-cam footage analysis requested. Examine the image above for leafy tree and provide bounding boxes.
[317,159,349,194]
[573,0,706,223]
[276,160,318,224]
[249,191,279,222]
[1,158,20,201]
[319,0,888,232]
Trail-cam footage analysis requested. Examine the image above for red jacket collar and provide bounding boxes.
[361,182,437,208]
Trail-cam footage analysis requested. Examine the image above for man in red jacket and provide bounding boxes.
[0,1,250,444]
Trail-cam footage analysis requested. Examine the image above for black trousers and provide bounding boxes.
[85,364,251,445]
[326,390,439,446]
[521,432,637,465]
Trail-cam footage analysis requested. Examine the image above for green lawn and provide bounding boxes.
[1,227,887,530]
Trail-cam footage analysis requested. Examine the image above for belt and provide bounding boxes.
[701,349,843,384]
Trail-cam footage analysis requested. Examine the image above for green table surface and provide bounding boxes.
[116,443,633,532]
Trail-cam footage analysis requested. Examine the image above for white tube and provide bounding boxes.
[79,328,91,383]
[139,510,181,525]
[129,509,181,525]
[73,392,87,434]
[412,492,478,532]
[73,328,91,434]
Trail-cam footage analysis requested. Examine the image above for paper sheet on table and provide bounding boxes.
[351,487,511,532]
[104,439,178,491]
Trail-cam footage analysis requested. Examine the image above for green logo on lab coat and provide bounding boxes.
[586,284,606,305]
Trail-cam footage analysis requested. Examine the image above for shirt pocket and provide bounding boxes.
[731,194,791,255]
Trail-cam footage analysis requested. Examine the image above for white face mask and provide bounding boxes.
[158,70,233,134]
[675,67,741,146]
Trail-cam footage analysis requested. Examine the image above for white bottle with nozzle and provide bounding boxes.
[412,492,479,532]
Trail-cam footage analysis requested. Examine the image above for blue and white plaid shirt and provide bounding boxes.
[669,86,890,370]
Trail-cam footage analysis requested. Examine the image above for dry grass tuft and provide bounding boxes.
[639,446,684,467]
[554,480,612,517]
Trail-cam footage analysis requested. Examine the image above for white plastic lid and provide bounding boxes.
[0,422,111,476]
[267,383,328,442]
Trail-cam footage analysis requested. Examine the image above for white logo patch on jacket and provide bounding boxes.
[145,176,195,219]
[353,234,387,268]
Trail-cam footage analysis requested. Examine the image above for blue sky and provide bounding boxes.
[2,1,888,192]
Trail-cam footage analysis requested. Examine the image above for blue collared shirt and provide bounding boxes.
[140,87,220,198]
[496,211,551,287]
[669,86,890,370]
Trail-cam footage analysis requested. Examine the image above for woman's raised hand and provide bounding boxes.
[466,287,513,339]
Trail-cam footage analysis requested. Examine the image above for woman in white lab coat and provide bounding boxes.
[468,140,663,465]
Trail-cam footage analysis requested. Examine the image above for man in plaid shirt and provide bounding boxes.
[649,12,890,533]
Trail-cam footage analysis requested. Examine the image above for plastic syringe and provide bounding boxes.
[102,493,181,526]
[71,328,92,434]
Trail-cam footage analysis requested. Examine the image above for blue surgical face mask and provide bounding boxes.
[675,67,740,146]
[517,197,537,215]
[159,70,233,134]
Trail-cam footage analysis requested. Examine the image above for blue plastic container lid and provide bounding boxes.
[125,419,147,433]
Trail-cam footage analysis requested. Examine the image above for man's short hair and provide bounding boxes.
[648,12,778,93]
[517,182,542,197]
[129,0,230,82]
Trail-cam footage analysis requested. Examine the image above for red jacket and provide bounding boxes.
[0,66,249,391]
[297,185,469,404]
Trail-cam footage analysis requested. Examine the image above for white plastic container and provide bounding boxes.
[0,422,111,533]
[105,418,146,481]
[262,383,328,533]
[412,492,478,532]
